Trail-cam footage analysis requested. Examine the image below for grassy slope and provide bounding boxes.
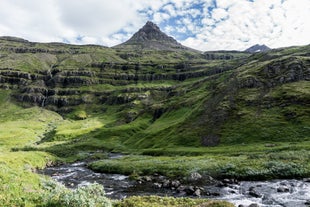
[0,90,235,206]
[0,38,309,206]
[28,45,309,180]
[0,90,63,206]
[84,46,310,180]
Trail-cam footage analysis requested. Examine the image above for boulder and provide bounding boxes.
[248,204,260,207]
[170,180,181,188]
[193,188,201,197]
[248,187,261,198]
[277,186,290,193]
[153,183,162,189]
[188,172,202,181]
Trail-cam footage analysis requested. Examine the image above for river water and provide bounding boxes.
[40,160,310,207]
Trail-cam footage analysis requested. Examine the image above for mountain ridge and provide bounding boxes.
[245,44,271,53]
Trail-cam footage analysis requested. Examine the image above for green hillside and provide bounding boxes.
[1,38,308,149]
[0,34,309,206]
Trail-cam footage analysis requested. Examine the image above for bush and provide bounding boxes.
[73,110,88,120]
[40,181,111,207]
[265,161,307,178]
[218,163,238,177]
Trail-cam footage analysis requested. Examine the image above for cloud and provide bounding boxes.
[0,0,308,50]
[181,0,310,50]
[212,8,229,21]
[153,12,171,23]
[162,4,177,17]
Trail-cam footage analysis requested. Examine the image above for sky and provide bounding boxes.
[0,0,309,51]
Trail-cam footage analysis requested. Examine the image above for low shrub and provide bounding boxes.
[39,181,111,207]
[265,161,307,178]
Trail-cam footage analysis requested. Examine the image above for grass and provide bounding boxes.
[113,196,234,207]
[0,151,55,206]
[0,90,63,206]
[52,118,104,141]
[89,142,310,180]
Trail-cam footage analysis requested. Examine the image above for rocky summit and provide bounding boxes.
[245,44,271,53]
[114,21,190,51]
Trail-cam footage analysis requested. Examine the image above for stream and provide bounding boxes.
[40,156,310,207]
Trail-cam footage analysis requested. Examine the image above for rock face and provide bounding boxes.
[238,56,310,89]
[115,21,192,51]
[245,44,271,53]
[0,58,237,113]
[128,21,178,43]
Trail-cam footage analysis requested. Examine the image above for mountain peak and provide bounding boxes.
[245,44,271,53]
[127,21,178,44]
[144,21,161,31]
[114,21,193,51]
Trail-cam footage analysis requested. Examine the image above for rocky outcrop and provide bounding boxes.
[238,57,310,89]
[262,57,309,85]
[202,53,234,60]
[238,76,262,88]
[0,69,32,86]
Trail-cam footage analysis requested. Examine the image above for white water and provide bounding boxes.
[40,161,310,206]
[220,180,310,207]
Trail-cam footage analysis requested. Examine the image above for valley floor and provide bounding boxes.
[0,91,309,206]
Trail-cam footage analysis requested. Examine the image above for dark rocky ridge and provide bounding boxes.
[245,44,271,53]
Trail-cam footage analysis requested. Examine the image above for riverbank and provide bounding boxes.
[88,143,310,181]
[39,138,310,206]
[41,160,310,207]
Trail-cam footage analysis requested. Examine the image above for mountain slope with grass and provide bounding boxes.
[0,21,309,153]
[0,22,309,206]
[0,24,309,149]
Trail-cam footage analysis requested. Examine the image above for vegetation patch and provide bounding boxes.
[89,143,310,180]
[113,196,234,207]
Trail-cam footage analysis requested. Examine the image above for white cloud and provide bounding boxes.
[153,12,171,23]
[216,0,235,9]
[212,8,229,21]
[0,0,308,50]
[163,4,177,17]
[182,0,310,50]
[189,8,202,18]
